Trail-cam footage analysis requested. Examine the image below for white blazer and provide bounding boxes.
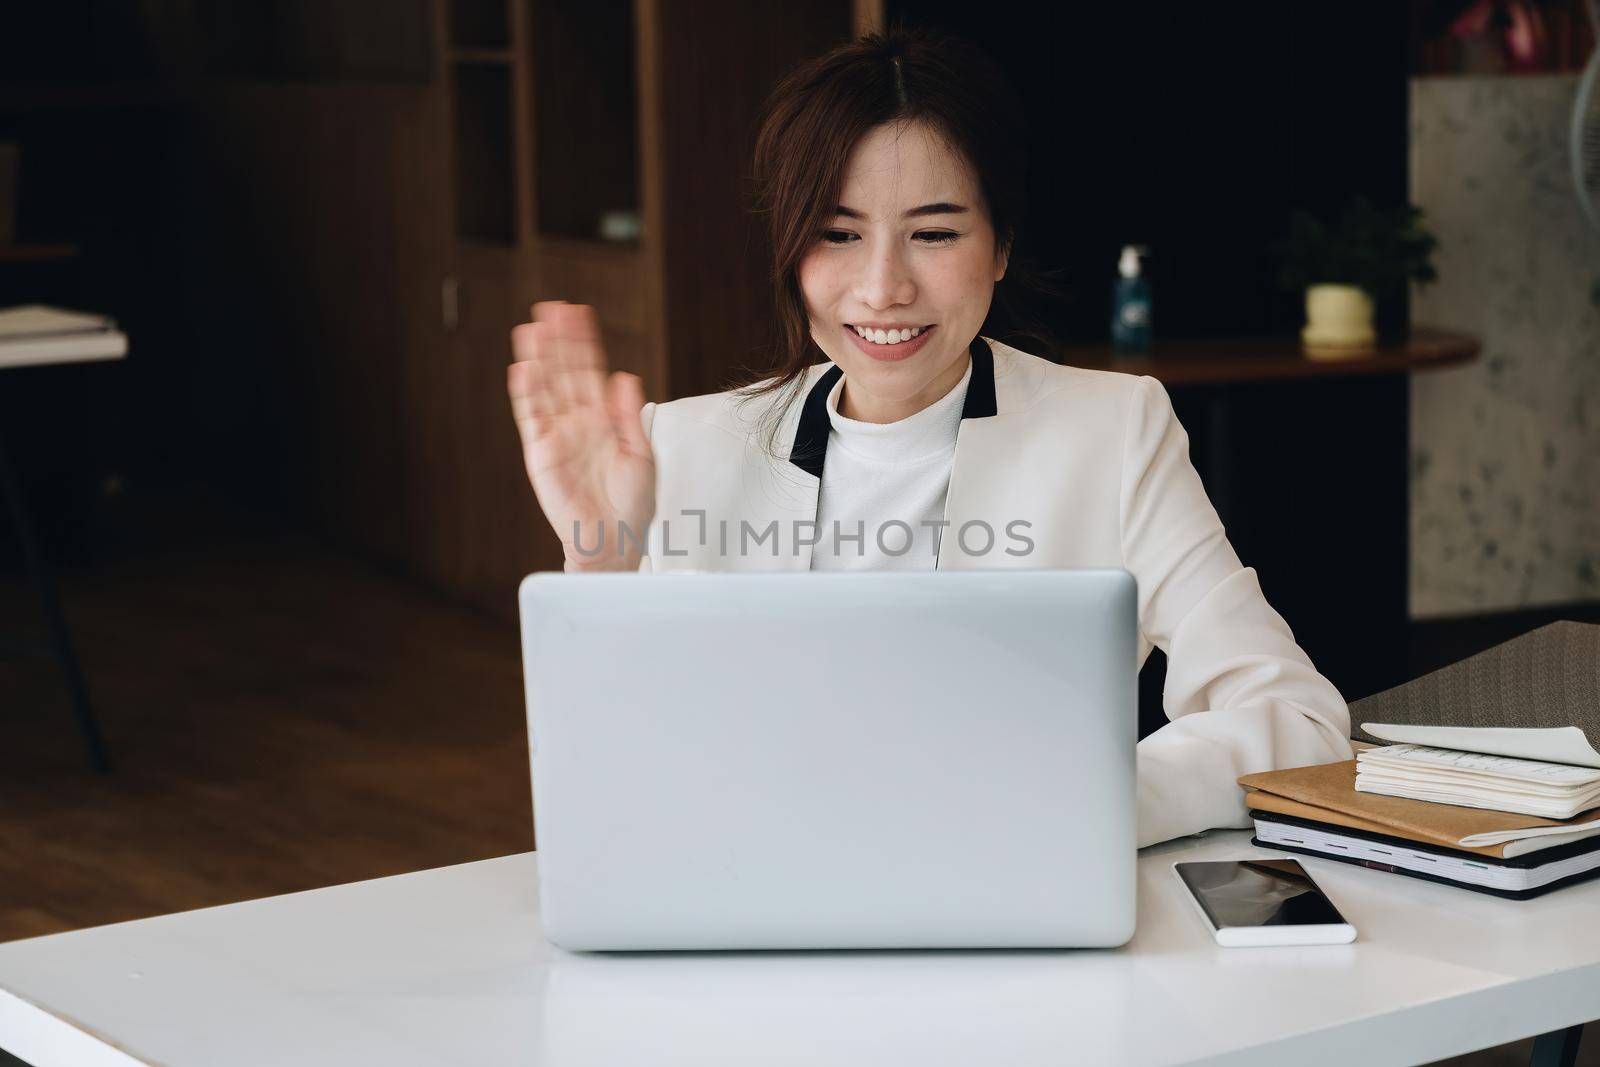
[634,335,1355,849]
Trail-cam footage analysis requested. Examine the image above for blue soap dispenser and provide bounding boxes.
[1110,244,1152,355]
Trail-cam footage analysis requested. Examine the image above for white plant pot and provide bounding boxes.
[1301,283,1375,358]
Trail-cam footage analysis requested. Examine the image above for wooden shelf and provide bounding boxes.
[455,238,519,264]
[530,0,639,243]
[450,62,517,244]
[1061,326,1480,386]
[535,234,641,259]
[447,48,514,64]
[449,0,511,50]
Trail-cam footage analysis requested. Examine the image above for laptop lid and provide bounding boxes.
[519,569,1138,950]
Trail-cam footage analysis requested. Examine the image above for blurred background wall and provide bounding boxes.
[1409,74,1600,617]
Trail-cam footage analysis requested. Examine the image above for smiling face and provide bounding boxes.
[798,119,1008,424]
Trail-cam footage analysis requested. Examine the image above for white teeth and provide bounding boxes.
[852,325,924,345]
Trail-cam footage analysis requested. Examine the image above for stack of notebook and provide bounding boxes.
[1355,739,1600,819]
[1237,723,1600,900]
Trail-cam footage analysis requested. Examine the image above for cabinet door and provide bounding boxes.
[445,252,564,614]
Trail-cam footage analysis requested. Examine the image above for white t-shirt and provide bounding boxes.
[810,357,972,570]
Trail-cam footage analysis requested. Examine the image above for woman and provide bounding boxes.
[506,25,1353,849]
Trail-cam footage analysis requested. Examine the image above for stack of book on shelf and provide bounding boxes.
[1237,723,1600,899]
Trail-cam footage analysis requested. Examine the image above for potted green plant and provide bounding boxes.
[1276,196,1439,357]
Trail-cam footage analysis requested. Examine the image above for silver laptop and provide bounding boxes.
[518,569,1138,951]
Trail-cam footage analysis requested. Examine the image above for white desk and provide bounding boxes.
[0,830,1596,1067]
[0,305,127,370]
[0,306,124,773]
[0,333,125,369]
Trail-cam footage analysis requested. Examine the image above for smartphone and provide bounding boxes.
[1173,859,1356,947]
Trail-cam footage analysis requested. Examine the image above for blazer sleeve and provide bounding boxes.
[1120,374,1353,849]
[637,401,657,574]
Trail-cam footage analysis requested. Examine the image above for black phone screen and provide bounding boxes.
[1175,859,1348,929]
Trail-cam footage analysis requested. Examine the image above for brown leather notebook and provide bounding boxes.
[1238,759,1600,859]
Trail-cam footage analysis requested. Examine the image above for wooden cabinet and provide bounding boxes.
[420,0,854,616]
[181,0,859,617]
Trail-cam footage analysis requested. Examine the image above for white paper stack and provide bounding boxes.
[0,304,127,369]
[1355,743,1600,820]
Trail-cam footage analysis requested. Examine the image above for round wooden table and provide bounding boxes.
[1060,326,1480,386]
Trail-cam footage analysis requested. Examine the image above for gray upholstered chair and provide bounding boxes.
[1348,620,1600,745]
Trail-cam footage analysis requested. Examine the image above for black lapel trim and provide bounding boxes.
[962,336,998,420]
[787,335,997,477]
[788,363,843,479]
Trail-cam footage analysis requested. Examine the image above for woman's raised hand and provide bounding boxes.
[507,301,656,571]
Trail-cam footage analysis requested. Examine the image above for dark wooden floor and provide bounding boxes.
[0,488,533,942]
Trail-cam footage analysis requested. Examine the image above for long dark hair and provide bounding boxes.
[732,19,1068,456]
